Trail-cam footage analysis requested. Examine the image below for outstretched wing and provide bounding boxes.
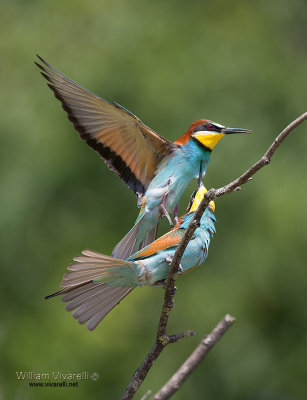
[36,56,174,195]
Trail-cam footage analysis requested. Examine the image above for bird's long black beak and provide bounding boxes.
[221,127,252,134]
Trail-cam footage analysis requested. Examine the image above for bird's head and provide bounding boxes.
[175,119,251,150]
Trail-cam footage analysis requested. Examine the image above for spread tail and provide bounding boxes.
[45,249,135,330]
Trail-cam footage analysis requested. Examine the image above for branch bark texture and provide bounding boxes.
[121,112,307,400]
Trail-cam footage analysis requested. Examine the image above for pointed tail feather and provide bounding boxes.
[45,282,88,299]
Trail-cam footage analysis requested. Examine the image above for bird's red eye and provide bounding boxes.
[207,124,214,130]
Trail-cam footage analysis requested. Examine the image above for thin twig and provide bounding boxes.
[215,112,307,198]
[120,112,307,399]
[151,314,236,400]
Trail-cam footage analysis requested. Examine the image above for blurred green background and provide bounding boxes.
[1,0,307,399]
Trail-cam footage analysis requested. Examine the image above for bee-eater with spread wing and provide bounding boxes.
[46,185,216,331]
[36,56,250,259]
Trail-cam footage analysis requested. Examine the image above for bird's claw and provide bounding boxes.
[153,279,166,289]
[160,203,173,226]
[159,179,174,226]
[173,204,179,224]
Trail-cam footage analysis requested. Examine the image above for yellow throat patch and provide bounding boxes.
[190,185,215,213]
[193,132,225,150]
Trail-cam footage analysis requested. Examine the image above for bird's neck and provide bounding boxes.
[181,139,212,170]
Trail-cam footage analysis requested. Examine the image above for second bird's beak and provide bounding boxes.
[221,127,252,134]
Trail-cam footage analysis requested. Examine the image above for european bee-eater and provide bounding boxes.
[46,185,216,331]
[36,56,250,259]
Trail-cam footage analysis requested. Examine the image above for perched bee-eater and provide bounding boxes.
[36,56,250,259]
[46,185,216,330]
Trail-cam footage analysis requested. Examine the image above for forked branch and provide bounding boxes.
[152,314,236,400]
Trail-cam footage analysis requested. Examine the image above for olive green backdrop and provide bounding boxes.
[1,0,307,399]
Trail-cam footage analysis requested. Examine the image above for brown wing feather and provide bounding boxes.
[36,56,174,195]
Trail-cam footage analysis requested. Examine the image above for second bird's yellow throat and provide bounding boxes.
[190,185,215,213]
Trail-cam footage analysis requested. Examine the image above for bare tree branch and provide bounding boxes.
[215,111,307,197]
[151,314,236,400]
[121,112,307,400]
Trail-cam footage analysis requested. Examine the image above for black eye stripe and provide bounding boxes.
[194,124,221,133]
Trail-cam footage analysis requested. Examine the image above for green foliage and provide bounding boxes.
[1,0,307,399]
